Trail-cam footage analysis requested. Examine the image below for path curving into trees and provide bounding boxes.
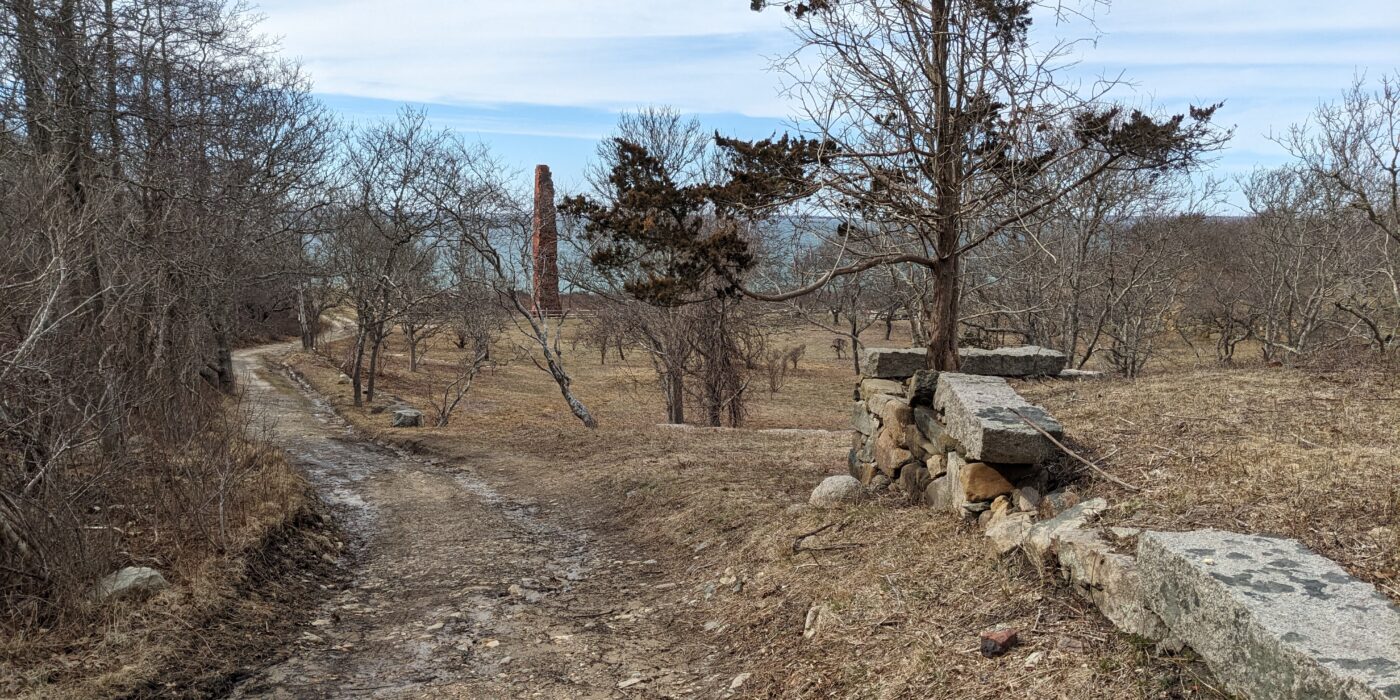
[223,341,713,699]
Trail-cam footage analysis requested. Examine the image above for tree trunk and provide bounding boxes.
[297,285,316,350]
[351,329,368,406]
[848,316,861,374]
[925,256,960,371]
[664,370,685,424]
[366,332,381,403]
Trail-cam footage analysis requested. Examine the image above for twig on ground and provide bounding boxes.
[791,521,866,553]
[1009,409,1142,492]
[791,522,840,553]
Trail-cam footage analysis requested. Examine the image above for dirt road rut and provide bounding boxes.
[225,345,714,699]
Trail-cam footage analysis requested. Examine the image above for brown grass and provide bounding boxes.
[0,398,332,699]
[286,321,1228,699]
[1018,356,1400,602]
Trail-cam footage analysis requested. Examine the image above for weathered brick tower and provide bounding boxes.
[531,164,562,316]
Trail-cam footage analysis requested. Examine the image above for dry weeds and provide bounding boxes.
[0,385,333,699]
[285,322,1227,699]
[1018,356,1400,603]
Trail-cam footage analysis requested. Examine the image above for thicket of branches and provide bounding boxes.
[0,0,329,618]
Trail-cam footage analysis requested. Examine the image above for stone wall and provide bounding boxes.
[836,346,1400,700]
[849,345,1071,525]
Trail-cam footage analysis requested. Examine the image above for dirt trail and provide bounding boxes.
[225,343,715,699]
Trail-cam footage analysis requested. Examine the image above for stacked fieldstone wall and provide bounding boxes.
[839,346,1400,700]
[850,345,1072,528]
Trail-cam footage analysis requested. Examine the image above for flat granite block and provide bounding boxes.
[860,347,928,379]
[1138,529,1400,700]
[958,345,1067,377]
[932,373,1063,464]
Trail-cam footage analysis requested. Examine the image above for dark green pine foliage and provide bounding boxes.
[562,134,828,306]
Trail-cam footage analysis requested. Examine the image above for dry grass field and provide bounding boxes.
[0,433,335,699]
[1019,354,1400,602]
[280,319,1289,699]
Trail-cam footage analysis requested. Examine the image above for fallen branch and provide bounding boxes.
[791,522,840,553]
[1008,408,1142,492]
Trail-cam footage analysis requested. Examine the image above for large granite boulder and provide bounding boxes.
[932,373,1063,464]
[958,346,1067,377]
[1138,529,1400,700]
[859,348,928,380]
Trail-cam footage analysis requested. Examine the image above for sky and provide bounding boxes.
[257,1,1400,207]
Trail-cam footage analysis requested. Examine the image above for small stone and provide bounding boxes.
[960,461,1015,502]
[925,476,952,510]
[925,452,947,478]
[979,627,1019,657]
[868,474,892,492]
[1057,368,1104,380]
[986,511,1036,556]
[904,425,927,458]
[899,463,931,504]
[1025,498,1108,564]
[810,475,865,508]
[1014,486,1042,512]
[90,566,168,603]
[802,604,827,639]
[391,408,423,428]
[873,427,914,476]
[1041,489,1080,516]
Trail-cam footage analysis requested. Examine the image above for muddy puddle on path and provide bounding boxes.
[225,346,717,699]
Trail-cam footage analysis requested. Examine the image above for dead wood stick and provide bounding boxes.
[1008,408,1142,492]
[791,522,840,553]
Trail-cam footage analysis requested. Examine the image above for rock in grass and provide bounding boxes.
[809,475,865,508]
[979,627,1019,657]
[985,509,1037,556]
[392,408,423,427]
[91,566,168,603]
